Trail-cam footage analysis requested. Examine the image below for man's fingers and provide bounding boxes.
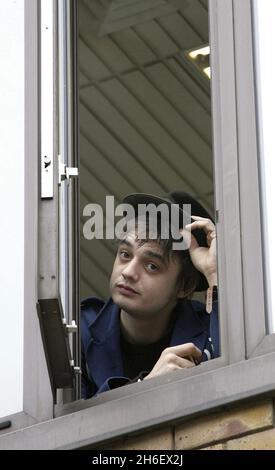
[166,343,202,360]
[185,216,215,235]
[176,357,196,369]
[184,216,216,249]
[179,229,198,250]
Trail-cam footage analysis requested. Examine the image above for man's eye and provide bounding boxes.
[147,263,159,272]
[119,250,130,259]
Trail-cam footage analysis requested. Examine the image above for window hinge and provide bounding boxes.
[58,155,79,184]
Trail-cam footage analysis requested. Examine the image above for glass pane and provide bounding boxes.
[253,0,275,333]
[0,0,24,417]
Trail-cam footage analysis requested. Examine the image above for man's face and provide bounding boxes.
[110,232,184,319]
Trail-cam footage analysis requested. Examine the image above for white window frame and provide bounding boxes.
[1,0,275,449]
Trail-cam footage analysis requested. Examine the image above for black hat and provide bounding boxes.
[123,191,213,291]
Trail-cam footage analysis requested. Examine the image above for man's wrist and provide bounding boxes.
[206,273,217,287]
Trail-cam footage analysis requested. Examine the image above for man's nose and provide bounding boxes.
[121,258,139,281]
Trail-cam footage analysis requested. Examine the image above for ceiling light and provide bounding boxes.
[186,45,211,79]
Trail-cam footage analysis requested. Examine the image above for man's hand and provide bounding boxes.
[182,216,217,287]
[144,343,202,380]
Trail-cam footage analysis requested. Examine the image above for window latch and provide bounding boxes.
[62,318,78,334]
[58,155,79,184]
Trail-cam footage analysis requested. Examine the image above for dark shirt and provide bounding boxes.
[120,330,172,380]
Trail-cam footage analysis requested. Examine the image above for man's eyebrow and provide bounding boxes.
[118,239,133,248]
[143,250,166,264]
[118,240,166,263]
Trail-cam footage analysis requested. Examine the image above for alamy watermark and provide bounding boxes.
[83,196,191,250]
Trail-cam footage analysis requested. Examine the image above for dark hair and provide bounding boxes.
[115,215,199,298]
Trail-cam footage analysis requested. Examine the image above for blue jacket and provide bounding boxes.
[81,297,219,399]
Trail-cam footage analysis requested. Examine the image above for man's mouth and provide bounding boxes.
[116,283,139,295]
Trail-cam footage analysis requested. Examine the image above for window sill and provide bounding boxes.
[1,353,275,449]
